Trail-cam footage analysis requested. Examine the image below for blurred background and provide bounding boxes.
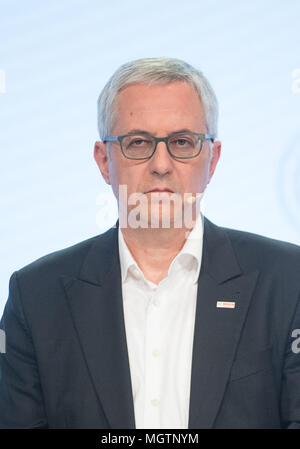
[0,0,299,314]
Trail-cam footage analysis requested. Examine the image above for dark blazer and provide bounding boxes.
[1,216,300,429]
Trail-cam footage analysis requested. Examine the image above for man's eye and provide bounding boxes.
[172,138,193,146]
[176,139,189,146]
[129,139,150,146]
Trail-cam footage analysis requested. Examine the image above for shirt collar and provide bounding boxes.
[118,211,204,284]
[174,210,204,283]
[118,224,139,283]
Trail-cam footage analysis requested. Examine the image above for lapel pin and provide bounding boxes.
[216,300,236,309]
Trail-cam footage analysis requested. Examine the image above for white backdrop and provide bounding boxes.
[1,0,300,314]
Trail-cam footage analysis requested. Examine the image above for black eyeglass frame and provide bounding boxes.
[103,132,215,160]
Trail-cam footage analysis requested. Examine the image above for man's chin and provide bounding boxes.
[118,191,203,229]
[126,209,191,230]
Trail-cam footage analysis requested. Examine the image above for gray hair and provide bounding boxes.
[97,57,219,141]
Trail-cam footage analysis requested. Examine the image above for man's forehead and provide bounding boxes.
[115,85,203,116]
[111,82,206,134]
[126,106,192,113]
[115,82,201,106]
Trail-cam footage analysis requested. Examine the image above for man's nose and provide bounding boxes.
[148,140,173,175]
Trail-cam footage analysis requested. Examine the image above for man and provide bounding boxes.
[0,57,300,429]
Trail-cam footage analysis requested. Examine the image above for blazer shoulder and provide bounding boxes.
[219,223,300,272]
[15,226,116,283]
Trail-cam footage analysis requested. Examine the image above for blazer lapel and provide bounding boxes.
[60,222,136,429]
[188,216,260,428]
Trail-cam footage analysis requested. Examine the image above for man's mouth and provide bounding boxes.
[145,188,174,193]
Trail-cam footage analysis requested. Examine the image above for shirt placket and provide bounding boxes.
[143,283,162,428]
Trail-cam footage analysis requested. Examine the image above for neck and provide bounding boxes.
[119,215,199,284]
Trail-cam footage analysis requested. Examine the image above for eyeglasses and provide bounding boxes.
[103,131,215,160]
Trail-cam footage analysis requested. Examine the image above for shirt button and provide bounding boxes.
[151,398,160,407]
[153,299,160,307]
[152,348,160,357]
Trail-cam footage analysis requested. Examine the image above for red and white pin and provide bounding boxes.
[216,300,236,309]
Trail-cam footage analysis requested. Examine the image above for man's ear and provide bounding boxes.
[208,140,221,183]
[94,141,111,185]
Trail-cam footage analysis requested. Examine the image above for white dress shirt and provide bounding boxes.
[118,212,204,429]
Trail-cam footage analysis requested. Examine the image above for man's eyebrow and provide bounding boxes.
[125,128,195,136]
[125,129,152,135]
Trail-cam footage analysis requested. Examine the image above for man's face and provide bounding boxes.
[94,81,221,228]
